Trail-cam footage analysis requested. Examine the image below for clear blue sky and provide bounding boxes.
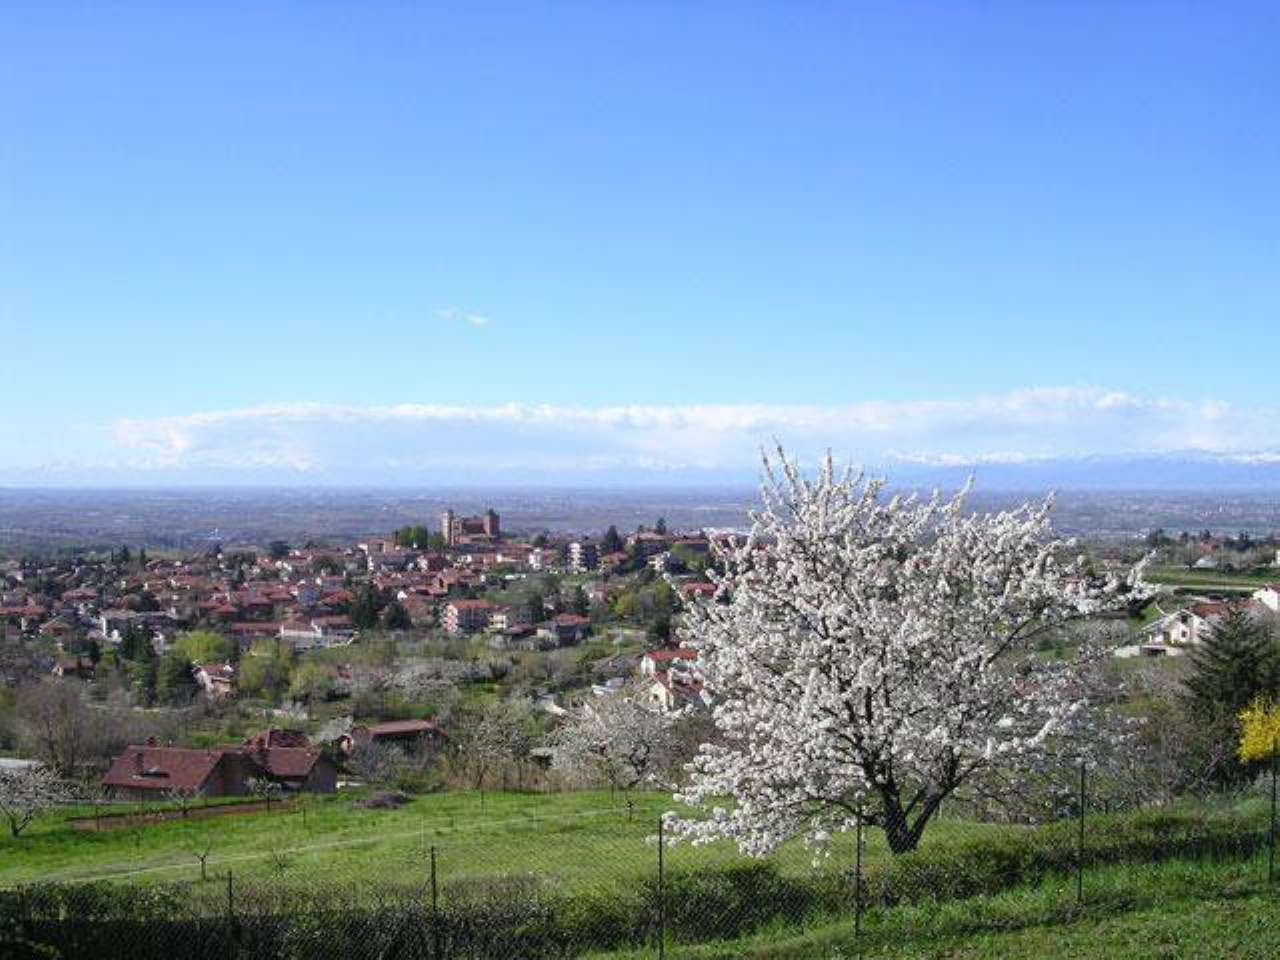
[2,3,1277,483]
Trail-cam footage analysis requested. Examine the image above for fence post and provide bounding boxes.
[1270,750,1277,884]
[855,799,864,939]
[1076,761,1086,905]
[430,845,441,960]
[226,869,233,919]
[657,815,666,960]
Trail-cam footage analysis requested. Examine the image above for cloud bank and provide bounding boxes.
[21,386,1263,485]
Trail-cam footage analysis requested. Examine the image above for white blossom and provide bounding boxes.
[0,764,70,838]
[668,446,1149,855]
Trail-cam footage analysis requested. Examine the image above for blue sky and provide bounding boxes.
[2,3,1278,484]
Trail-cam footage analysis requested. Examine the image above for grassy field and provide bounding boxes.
[1144,565,1276,592]
[591,853,1280,959]
[6,788,1275,958]
[2,787,1012,891]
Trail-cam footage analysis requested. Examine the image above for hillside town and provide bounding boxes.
[0,508,725,798]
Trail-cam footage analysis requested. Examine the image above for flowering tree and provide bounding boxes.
[551,685,678,799]
[0,765,70,838]
[1239,698,1280,765]
[456,698,538,790]
[670,448,1147,855]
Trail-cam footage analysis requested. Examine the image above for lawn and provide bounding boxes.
[5,790,1274,958]
[590,853,1280,959]
[1,788,1007,892]
[1144,565,1275,592]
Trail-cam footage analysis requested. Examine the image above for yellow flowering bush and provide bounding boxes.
[1238,697,1280,764]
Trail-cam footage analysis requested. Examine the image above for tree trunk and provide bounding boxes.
[878,786,946,855]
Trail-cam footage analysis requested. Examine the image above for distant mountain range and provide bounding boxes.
[3,451,1280,492]
[881,452,1280,492]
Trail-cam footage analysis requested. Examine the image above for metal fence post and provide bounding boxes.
[1269,750,1277,884]
[430,845,442,960]
[855,799,864,939]
[657,815,666,960]
[1076,761,1086,905]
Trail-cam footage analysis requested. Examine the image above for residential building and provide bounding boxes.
[568,541,599,573]
[193,662,236,699]
[1254,584,1280,614]
[338,719,446,755]
[102,745,263,800]
[443,599,497,634]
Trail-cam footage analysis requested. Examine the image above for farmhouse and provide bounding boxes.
[101,730,337,799]
[338,719,445,754]
[193,662,235,699]
[102,745,263,800]
[1140,599,1265,655]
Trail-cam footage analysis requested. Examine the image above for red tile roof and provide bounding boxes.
[101,746,253,793]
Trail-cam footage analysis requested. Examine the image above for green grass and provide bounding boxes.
[1144,565,1275,592]
[7,792,1276,958]
[1,788,1012,892]
[590,854,1280,959]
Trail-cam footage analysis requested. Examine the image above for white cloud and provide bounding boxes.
[436,307,490,328]
[80,387,1280,482]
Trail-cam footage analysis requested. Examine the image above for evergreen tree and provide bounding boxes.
[572,585,590,616]
[380,602,411,630]
[601,525,624,554]
[131,646,158,707]
[1183,608,1280,785]
[655,517,667,535]
[119,624,149,662]
[1184,609,1280,719]
[349,584,384,629]
[156,653,197,706]
[524,592,546,625]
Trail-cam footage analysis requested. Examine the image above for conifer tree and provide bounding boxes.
[1182,608,1280,785]
[1184,609,1280,720]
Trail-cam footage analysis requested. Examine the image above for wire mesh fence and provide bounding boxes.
[2,764,1277,959]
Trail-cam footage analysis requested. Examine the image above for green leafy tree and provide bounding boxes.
[238,639,292,702]
[289,662,335,703]
[572,585,590,617]
[268,540,290,560]
[393,525,432,548]
[174,630,236,665]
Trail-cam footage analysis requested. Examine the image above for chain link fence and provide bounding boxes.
[2,764,1277,959]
